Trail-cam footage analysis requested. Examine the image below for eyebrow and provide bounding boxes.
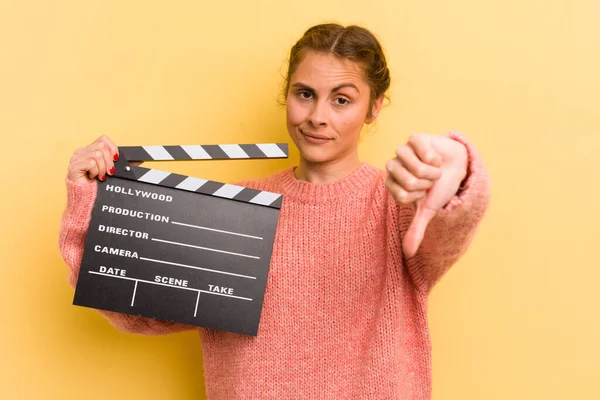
[291,82,360,94]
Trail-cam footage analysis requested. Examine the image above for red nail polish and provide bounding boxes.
[113,153,119,161]
[100,175,106,181]
[109,166,115,175]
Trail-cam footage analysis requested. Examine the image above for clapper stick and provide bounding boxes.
[73,142,288,336]
[119,143,288,161]
[113,143,289,209]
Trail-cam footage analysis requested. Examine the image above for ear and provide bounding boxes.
[365,96,385,124]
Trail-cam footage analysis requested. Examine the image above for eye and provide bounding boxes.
[298,91,313,99]
[334,97,350,106]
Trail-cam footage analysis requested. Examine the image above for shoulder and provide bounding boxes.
[364,162,388,184]
[360,162,392,195]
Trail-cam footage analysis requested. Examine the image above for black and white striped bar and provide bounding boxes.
[119,143,288,161]
[122,165,283,209]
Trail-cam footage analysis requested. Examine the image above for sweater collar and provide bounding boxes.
[276,162,382,204]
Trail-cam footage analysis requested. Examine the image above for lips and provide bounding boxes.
[300,129,332,140]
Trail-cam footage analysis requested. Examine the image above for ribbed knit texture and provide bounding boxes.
[59,133,490,399]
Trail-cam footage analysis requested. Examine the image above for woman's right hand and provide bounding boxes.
[67,135,119,185]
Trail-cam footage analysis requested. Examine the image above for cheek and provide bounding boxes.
[286,98,305,126]
[333,110,367,139]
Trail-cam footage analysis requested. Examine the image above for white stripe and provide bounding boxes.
[143,146,174,160]
[181,145,212,159]
[249,191,281,206]
[175,176,208,191]
[219,144,249,159]
[256,143,286,158]
[138,169,171,184]
[213,184,245,199]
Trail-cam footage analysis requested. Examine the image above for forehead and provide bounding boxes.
[291,51,368,89]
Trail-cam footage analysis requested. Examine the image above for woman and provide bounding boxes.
[60,23,490,399]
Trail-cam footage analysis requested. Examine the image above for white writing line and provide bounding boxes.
[88,271,252,301]
[171,221,263,240]
[131,280,138,306]
[89,271,197,292]
[151,238,260,260]
[194,292,200,317]
[139,256,256,280]
[197,289,249,300]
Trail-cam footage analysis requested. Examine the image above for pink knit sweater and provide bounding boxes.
[59,133,490,399]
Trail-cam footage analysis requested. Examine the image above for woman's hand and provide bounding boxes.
[385,133,468,258]
[67,135,119,185]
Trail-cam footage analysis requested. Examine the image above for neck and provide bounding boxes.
[294,151,362,184]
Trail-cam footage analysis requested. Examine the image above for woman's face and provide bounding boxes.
[286,50,382,165]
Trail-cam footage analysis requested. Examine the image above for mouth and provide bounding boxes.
[300,129,333,141]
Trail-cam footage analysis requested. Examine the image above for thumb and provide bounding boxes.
[402,199,438,258]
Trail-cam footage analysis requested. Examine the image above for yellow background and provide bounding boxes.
[1,1,598,399]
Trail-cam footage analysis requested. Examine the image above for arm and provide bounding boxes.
[58,178,196,335]
[399,133,491,292]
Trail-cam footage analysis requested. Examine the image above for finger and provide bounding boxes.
[68,158,96,182]
[408,134,442,167]
[82,148,107,181]
[83,158,99,180]
[385,176,427,204]
[386,159,434,192]
[94,139,115,176]
[402,202,438,258]
[395,145,442,180]
[97,135,119,162]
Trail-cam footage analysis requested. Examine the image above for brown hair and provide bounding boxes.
[283,23,391,118]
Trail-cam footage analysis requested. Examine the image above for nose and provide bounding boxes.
[308,100,328,128]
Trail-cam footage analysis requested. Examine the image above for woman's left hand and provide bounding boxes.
[385,133,469,258]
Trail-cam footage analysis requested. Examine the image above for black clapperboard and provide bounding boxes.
[73,143,288,336]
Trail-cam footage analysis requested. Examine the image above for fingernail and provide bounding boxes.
[109,166,115,175]
[113,153,119,161]
[100,175,106,181]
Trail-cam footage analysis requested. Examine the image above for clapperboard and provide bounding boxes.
[73,143,288,336]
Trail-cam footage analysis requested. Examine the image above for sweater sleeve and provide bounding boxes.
[58,178,196,335]
[399,132,491,293]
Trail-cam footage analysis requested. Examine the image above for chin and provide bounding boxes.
[288,127,343,164]
[296,145,336,164]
